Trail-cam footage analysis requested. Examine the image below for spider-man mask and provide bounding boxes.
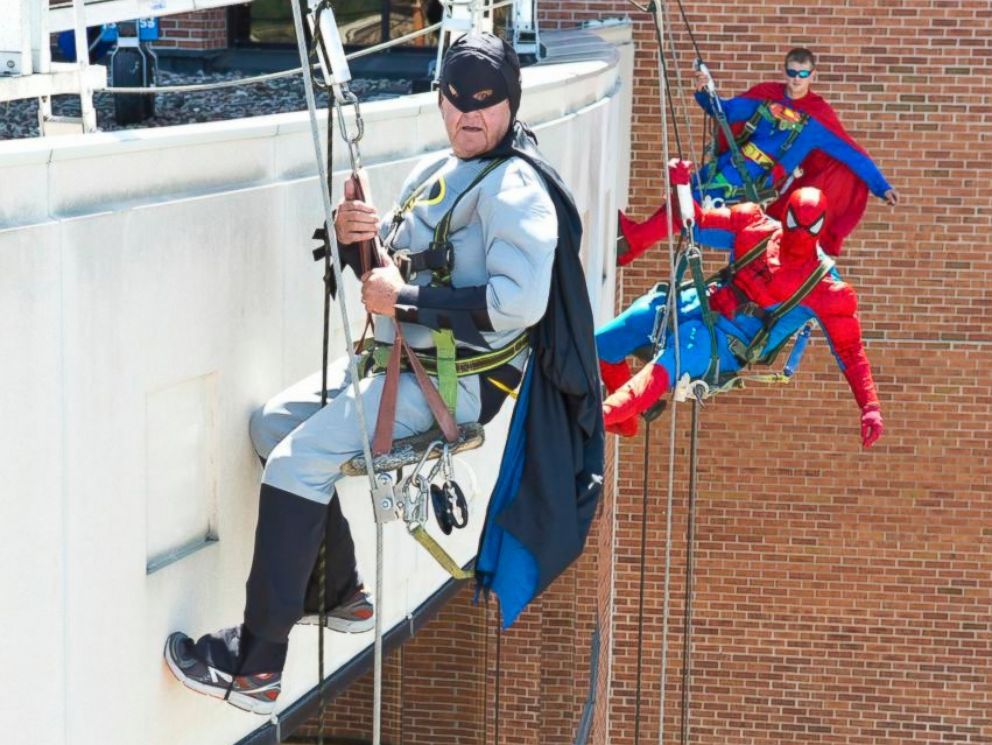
[781,187,827,262]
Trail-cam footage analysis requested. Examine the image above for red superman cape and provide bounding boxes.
[722,82,872,255]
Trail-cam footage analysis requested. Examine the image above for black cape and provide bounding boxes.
[475,122,605,627]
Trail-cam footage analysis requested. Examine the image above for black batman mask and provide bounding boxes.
[438,32,522,118]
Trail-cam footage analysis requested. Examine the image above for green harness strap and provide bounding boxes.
[426,157,509,413]
[683,250,721,385]
[703,97,761,204]
[728,256,835,366]
[432,329,459,414]
[708,235,772,286]
[738,101,808,143]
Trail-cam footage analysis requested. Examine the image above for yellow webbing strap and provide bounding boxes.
[409,525,474,580]
[741,141,775,169]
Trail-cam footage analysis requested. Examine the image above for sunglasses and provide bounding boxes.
[785,68,813,79]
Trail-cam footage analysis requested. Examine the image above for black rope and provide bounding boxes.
[314,0,336,737]
[680,401,701,745]
[495,610,502,745]
[483,600,490,745]
[669,0,703,64]
[650,4,684,161]
[632,422,651,745]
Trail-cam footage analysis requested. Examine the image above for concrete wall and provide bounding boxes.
[0,28,631,745]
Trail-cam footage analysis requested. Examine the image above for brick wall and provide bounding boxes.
[155,9,228,51]
[546,1,992,744]
[300,1,992,743]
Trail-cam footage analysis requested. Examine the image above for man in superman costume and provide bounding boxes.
[617,47,898,261]
[598,170,884,449]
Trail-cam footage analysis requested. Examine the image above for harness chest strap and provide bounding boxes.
[711,235,772,285]
[728,256,835,365]
[423,157,510,413]
[704,101,809,203]
[372,156,515,453]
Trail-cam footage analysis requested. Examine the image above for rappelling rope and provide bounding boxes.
[289,2,387,744]
[650,0,683,742]
[618,1,684,741]
[657,5,706,741]
[633,422,652,745]
[316,95,336,745]
[660,0,705,197]
[680,399,701,745]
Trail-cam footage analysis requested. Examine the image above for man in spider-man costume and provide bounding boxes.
[598,176,884,449]
[617,47,898,261]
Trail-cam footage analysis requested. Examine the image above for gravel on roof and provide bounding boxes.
[0,68,413,141]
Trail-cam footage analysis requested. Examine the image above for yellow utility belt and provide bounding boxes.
[367,331,529,378]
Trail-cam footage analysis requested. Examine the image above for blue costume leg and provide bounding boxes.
[596,285,669,364]
[652,319,718,386]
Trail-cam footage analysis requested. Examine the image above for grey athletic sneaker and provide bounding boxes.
[299,586,375,633]
[164,632,281,715]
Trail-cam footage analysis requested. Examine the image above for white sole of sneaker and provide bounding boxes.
[297,614,375,633]
[163,636,277,716]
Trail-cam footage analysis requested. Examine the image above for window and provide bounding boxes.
[228,0,447,48]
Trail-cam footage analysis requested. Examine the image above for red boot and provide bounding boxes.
[617,205,673,267]
[600,360,639,436]
[606,415,640,437]
[603,363,671,429]
[617,159,699,267]
[599,359,632,394]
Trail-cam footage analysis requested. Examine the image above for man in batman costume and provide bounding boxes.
[164,32,603,712]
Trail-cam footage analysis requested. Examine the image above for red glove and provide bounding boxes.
[602,363,671,437]
[860,402,884,448]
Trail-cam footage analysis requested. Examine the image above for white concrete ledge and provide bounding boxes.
[0,52,621,228]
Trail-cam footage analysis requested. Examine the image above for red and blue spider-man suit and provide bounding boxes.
[598,185,884,448]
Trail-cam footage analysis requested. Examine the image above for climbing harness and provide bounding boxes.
[645,229,824,402]
[726,256,834,366]
[695,99,810,207]
[368,155,514,420]
[338,162,528,579]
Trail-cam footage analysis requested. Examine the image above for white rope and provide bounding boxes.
[651,1,681,743]
[289,8,385,745]
[661,0,704,195]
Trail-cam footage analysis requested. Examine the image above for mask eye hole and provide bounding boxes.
[785,208,798,230]
[448,83,459,97]
[472,88,493,102]
[809,214,825,236]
